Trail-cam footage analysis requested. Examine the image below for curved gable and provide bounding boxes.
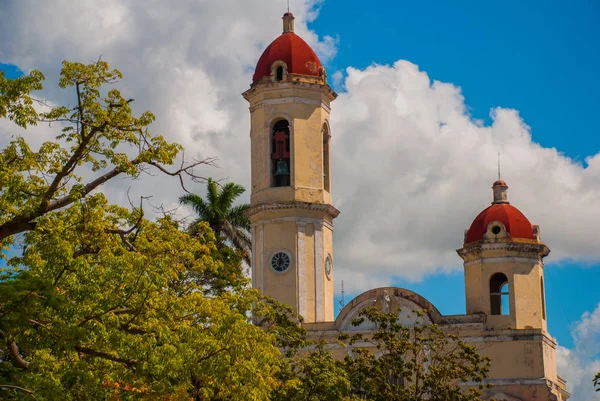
[335,287,442,331]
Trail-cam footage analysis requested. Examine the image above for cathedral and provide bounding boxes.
[243,12,570,401]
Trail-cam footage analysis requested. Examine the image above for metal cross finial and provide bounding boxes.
[287,0,290,13]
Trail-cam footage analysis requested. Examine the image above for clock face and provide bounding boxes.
[271,252,291,273]
[325,255,332,279]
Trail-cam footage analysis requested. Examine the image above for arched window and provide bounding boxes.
[490,273,510,316]
[276,66,284,81]
[271,120,290,187]
[541,277,546,320]
[322,123,330,192]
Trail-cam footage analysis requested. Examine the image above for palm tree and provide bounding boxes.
[180,178,251,266]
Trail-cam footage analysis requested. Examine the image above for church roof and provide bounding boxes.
[465,203,535,244]
[253,13,323,82]
[464,179,536,244]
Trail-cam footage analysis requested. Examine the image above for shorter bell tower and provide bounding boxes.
[243,12,339,323]
[457,180,549,331]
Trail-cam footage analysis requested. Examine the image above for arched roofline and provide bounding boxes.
[335,287,443,329]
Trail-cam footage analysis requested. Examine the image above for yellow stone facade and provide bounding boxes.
[243,42,338,323]
[244,13,570,401]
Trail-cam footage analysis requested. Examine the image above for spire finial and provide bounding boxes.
[498,152,501,181]
[287,0,290,13]
[492,176,509,204]
[282,8,295,33]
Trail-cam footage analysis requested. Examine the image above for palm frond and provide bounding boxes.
[179,193,212,221]
[227,204,251,231]
[222,221,251,254]
[218,182,246,212]
[182,178,251,266]
[206,178,220,213]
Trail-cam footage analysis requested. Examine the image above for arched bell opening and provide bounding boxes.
[490,273,510,316]
[271,119,291,187]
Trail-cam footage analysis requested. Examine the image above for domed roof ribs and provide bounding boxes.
[464,180,535,244]
[252,13,323,83]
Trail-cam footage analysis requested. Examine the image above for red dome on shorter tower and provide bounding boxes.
[253,14,323,83]
[465,203,535,244]
[464,179,536,244]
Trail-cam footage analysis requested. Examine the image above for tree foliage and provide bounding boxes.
[0,200,283,400]
[594,372,599,392]
[270,341,352,401]
[179,178,251,265]
[0,60,279,400]
[0,59,212,248]
[340,307,491,401]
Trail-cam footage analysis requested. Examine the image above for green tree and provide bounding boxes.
[594,372,599,392]
[341,307,491,401]
[0,201,284,400]
[0,59,213,247]
[179,178,251,265]
[271,342,352,401]
[0,59,292,400]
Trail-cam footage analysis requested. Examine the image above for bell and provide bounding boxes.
[274,159,290,176]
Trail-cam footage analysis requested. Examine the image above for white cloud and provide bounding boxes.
[0,1,599,296]
[557,303,600,401]
[331,61,600,291]
[0,0,335,226]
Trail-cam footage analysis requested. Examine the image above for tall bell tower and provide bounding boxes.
[243,12,339,323]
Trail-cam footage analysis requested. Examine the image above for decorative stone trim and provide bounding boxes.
[457,241,550,258]
[247,201,340,218]
[335,287,443,328]
[463,256,541,267]
[461,333,544,343]
[462,378,546,386]
[251,216,333,232]
[242,77,338,106]
[259,224,264,292]
[251,226,256,287]
[297,222,307,319]
[315,224,324,322]
[259,96,329,110]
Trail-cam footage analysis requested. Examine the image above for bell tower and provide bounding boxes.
[243,12,339,323]
[457,180,549,331]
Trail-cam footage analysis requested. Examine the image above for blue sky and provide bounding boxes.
[1,0,598,361]
[308,0,600,350]
[313,0,600,161]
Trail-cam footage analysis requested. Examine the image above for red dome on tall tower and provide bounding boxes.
[464,180,536,244]
[252,13,323,83]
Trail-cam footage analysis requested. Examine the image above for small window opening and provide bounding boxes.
[491,225,501,235]
[541,277,546,320]
[276,66,284,81]
[490,273,510,316]
[271,120,291,187]
[322,124,330,192]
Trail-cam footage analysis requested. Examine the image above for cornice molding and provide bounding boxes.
[242,76,337,103]
[457,241,550,259]
[247,201,340,218]
[249,96,331,113]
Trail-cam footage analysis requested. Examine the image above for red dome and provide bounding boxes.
[253,32,322,82]
[465,203,535,244]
